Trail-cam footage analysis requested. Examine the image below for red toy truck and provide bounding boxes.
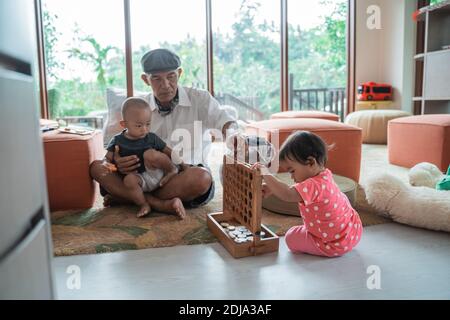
[357,82,392,101]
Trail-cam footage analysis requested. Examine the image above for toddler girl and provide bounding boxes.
[254,131,362,257]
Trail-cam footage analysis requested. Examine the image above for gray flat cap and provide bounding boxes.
[141,48,181,74]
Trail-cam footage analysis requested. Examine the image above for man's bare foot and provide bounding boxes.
[170,198,186,219]
[137,204,151,218]
[143,194,186,219]
[159,171,177,187]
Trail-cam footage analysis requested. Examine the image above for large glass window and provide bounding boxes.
[41,0,350,124]
[212,0,280,121]
[288,0,347,119]
[130,0,207,93]
[43,0,126,127]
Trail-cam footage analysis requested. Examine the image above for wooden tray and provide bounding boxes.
[207,212,279,258]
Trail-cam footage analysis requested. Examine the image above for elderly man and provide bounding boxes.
[90,48,237,213]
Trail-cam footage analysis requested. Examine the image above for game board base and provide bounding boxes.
[207,212,279,258]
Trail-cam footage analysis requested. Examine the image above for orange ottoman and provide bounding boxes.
[270,110,340,122]
[42,130,104,211]
[388,115,450,171]
[245,119,362,182]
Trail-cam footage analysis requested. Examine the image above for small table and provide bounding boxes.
[42,130,104,211]
[56,116,104,129]
[355,100,394,111]
[262,172,357,216]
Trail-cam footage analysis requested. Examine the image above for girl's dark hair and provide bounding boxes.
[279,131,328,166]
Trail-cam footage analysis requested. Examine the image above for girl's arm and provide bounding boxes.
[262,174,303,203]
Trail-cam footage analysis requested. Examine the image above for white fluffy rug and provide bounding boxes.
[364,173,450,232]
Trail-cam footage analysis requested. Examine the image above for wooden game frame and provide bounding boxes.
[207,155,279,258]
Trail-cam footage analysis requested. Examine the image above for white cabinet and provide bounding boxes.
[414,1,450,114]
[424,50,450,100]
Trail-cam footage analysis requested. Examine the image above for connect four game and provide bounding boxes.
[207,155,279,258]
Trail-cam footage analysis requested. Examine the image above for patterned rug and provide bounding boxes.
[51,143,401,256]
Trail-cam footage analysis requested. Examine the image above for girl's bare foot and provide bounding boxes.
[170,198,186,219]
[137,204,151,218]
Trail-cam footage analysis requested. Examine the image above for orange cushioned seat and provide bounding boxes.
[388,114,450,171]
[270,110,340,122]
[245,118,362,182]
[42,130,104,211]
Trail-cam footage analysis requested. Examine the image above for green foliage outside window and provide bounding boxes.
[43,0,347,119]
[430,0,445,5]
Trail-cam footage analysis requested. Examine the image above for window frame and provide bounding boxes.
[35,0,355,119]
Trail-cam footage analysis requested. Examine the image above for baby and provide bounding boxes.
[253,131,363,257]
[103,97,185,218]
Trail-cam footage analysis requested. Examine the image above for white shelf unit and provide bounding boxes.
[415,1,450,115]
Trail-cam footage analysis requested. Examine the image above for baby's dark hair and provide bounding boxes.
[121,97,150,119]
[279,131,329,167]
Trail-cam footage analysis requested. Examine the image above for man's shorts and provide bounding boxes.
[182,164,215,209]
[99,164,215,208]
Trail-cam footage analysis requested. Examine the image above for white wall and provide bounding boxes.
[402,0,417,114]
[355,0,417,113]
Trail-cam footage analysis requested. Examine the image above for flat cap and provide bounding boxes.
[141,48,181,74]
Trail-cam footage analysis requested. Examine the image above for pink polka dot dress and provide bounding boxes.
[285,168,362,257]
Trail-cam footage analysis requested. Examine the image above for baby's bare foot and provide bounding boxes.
[137,204,151,218]
[170,198,186,220]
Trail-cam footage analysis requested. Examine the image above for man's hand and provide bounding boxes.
[114,145,140,175]
[102,161,117,173]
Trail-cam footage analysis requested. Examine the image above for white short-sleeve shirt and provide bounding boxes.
[145,86,235,165]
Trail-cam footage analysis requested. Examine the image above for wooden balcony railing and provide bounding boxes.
[215,92,265,121]
[289,74,346,121]
[214,81,346,122]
